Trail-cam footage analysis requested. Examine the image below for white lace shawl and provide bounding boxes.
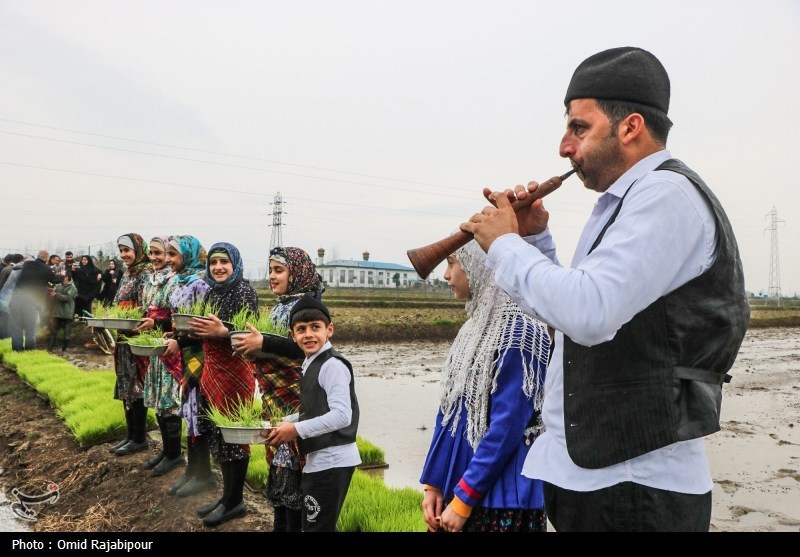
[439,240,549,449]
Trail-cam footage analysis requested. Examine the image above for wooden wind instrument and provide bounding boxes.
[406,169,576,279]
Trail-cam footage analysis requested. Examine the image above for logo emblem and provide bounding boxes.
[304,495,321,522]
[11,482,60,522]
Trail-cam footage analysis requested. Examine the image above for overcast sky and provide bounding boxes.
[1,1,798,295]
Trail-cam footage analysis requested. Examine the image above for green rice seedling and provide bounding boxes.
[95,305,144,320]
[180,298,220,317]
[260,397,291,427]
[229,307,287,336]
[246,444,269,489]
[205,397,264,427]
[355,436,385,467]
[337,470,426,532]
[120,329,167,346]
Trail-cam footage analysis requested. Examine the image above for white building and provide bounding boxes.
[316,249,420,288]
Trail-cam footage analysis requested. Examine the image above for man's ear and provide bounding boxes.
[619,112,645,145]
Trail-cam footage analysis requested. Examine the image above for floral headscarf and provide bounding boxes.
[269,246,323,303]
[269,246,323,330]
[117,233,151,277]
[169,235,207,285]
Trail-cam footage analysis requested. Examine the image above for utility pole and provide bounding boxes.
[269,192,285,250]
[764,207,784,307]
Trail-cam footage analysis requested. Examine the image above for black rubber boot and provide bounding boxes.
[131,398,148,444]
[151,417,186,476]
[163,416,183,459]
[285,507,302,533]
[224,457,249,509]
[168,438,196,496]
[196,462,229,518]
[272,506,287,533]
[203,457,248,527]
[108,403,133,453]
[143,415,166,469]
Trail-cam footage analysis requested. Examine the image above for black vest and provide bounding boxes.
[563,159,749,469]
[297,348,360,456]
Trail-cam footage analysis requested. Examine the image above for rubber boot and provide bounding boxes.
[132,398,148,444]
[285,507,302,533]
[203,457,248,527]
[163,416,183,459]
[151,416,186,476]
[114,399,148,455]
[224,457,249,509]
[272,506,287,533]
[108,403,133,453]
[168,436,196,496]
[143,415,166,469]
[197,460,230,518]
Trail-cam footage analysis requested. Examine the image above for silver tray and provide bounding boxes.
[128,343,167,357]
[86,318,143,330]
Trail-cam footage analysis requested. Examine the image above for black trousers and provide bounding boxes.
[544,481,712,532]
[300,466,355,532]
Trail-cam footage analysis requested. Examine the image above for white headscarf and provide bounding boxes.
[439,240,549,449]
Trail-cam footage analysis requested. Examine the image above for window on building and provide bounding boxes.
[339,270,346,283]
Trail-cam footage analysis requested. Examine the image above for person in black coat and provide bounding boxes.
[73,255,103,317]
[99,259,121,307]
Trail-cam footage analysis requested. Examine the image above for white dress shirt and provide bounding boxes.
[294,341,361,473]
[486,150,717,494]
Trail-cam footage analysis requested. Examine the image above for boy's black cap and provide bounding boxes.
[289,293,331,325]
[565,46,670,114]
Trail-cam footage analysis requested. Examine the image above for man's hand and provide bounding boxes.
[460,189,520,253]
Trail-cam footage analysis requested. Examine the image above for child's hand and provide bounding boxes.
[189,313,227,338]
[163,337,179,356]
[231,323,263,358]
[266,422,297,446]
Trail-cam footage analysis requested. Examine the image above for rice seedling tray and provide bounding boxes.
[86,318,143,330]
[128,343,168,357]
[218,425,274,445]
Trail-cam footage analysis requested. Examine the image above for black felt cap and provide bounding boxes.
[289,292,331,325]
[564,46,670,114]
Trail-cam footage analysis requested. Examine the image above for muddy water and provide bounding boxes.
[341,327,800,496]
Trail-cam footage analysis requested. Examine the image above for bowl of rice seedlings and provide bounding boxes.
[172,300,221,333]
[89,305,145,331]
[207,398,273,445]
[122,330,168,357]
[228,308,288,344]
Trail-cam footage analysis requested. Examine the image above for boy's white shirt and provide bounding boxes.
[295,340,361,473]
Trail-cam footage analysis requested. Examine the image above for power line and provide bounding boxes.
[0,117,457,190]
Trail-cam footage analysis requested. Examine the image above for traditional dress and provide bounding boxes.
[254,247,323,529]
[419,240,550,532]
[110,233,153,454]
[143,237,181,416]
[198,242,258,463]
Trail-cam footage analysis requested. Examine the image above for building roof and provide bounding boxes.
[318,259,416,272]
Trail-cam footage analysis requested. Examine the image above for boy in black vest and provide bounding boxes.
[266,293,361,532]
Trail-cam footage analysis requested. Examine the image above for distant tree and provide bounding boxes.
[392,272,400,288]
